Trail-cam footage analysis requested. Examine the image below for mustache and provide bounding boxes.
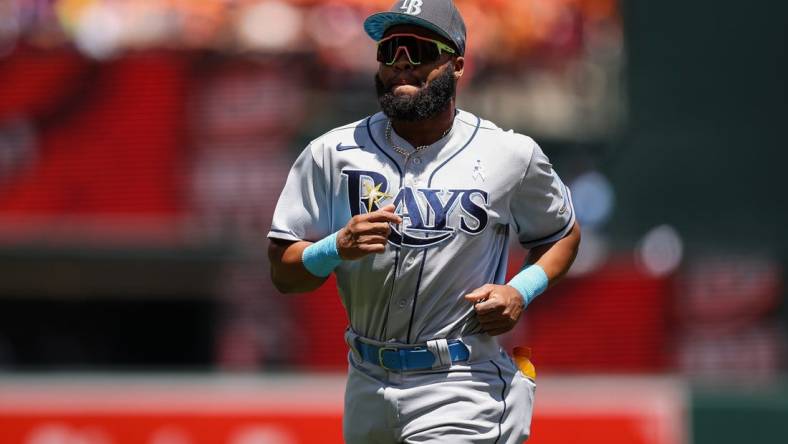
[374,68,456,122]
[374,76,427,97]
[383,77,424,92]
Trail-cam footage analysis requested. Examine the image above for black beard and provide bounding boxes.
[375,67,456,121]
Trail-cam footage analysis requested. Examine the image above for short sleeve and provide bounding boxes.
[267,144,331,242]
[511,141,575,249]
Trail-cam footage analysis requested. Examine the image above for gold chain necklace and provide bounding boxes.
[385,120,451,163]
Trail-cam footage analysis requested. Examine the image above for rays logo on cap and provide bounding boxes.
[400,0,423,15]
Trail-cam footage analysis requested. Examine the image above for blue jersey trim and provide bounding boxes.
[366,115,404,340]
[519,183,575,246]
[512,217,521,235]
[366,116,403,180]
[369,115,387,126]
[381,246,401,340]
[269,228,293,234]
[402,115,481,342]
[328,151,335,229]
[494,225,510,284]
[491,360,508,444]
[268,228,298,238]
[520,216,573,246]
[406,248,429,344]
[456,115,497,131]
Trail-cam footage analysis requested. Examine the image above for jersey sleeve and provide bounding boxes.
[511,140,575,249]
[267,143,332,242]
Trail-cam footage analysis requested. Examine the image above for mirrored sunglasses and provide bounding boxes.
[376,33,457,66]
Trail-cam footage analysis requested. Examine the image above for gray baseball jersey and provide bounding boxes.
[268,109,574,344]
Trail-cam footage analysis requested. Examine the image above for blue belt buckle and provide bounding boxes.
[378,345,399,371]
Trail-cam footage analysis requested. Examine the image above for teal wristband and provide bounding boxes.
[507,265,549,306]
[302,232,342,277]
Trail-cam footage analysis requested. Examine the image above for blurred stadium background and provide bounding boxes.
[0,0,786,443]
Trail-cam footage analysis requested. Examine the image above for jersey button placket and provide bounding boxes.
[386,163,426,338]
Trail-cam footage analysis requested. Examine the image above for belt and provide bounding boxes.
[354,338,470,371]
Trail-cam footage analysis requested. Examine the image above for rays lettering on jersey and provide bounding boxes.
[343,169,488,248]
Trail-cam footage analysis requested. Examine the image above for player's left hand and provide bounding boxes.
[464,284,525,336]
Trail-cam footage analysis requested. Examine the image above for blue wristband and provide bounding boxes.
[507,264,549,306]
[302,232,342,277]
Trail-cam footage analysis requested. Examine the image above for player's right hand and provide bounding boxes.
[337,204,402,260]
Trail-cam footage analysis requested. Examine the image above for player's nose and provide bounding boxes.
[390,48,416,70]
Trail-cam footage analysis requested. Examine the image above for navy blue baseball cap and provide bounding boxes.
[364,0,467,56]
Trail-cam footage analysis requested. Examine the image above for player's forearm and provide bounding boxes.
[268,240,330,293]
[526,222,581,287]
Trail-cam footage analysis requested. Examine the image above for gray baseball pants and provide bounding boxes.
[343,332,535,443]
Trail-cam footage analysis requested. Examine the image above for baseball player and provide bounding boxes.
[268,1,580,442]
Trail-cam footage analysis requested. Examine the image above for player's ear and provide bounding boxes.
[452,56,465,80]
